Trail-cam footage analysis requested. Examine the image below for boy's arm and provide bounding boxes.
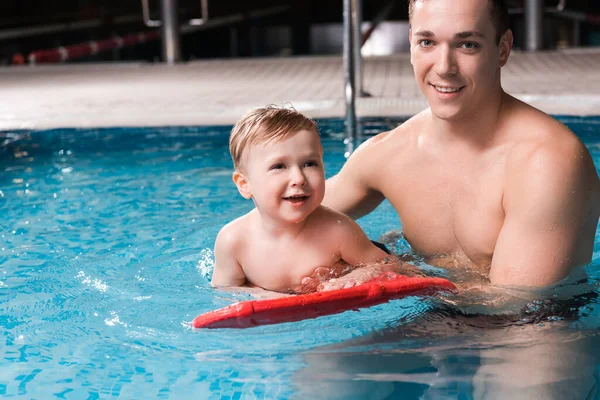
[211,227,247,288]
[337,217,391,266]
[316,216,419,291]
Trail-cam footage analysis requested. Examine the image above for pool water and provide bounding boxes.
[0,117,599,399]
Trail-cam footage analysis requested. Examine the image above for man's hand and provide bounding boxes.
[293,264,354,294]
[318,265,389,291]
[297,260,423,293]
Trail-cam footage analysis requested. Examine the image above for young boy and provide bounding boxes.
[211,105,398,294]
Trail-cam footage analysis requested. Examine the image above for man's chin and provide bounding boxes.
[429,106,467,122]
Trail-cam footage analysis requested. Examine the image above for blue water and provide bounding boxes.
[0,117,599,399]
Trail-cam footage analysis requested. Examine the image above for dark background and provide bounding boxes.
[1,0,599,64]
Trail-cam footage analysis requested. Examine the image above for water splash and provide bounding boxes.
[196,248,215,280]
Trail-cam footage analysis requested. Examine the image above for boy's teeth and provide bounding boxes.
[435,86,461,93]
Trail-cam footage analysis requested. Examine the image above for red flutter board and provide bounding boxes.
[192,272,457,329]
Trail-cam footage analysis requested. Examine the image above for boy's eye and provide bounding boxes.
[304,160,319,167]
[270,163,285,170]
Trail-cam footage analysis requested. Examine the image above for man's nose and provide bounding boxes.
[435,45,458,76]
[290,167,307,186]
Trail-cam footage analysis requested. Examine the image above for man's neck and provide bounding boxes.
[431,89,509,149]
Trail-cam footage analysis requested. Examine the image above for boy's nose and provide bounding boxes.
[290,167,307,186]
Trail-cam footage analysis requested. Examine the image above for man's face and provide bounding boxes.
[236,129,325,225]
[409,0,509,121]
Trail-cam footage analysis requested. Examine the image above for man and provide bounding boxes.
[320,0,599,289]
[292,2,599,398]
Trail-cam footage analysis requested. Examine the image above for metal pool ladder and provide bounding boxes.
[141,0,209,64]
[343,0,362,156]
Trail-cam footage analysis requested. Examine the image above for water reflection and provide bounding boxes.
[293,274,600,399]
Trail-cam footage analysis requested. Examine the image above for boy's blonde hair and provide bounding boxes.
[229,105,319,170]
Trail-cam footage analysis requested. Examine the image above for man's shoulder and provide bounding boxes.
[504,104,597,199]
[352,111,427,157]
[374,111,427,142]
[505,103,586,164]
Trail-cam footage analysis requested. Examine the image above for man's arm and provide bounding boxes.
[323,136,386,219]
[211,226,246,287]
[490,138,597,287]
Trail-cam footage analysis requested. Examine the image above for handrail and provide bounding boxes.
[361,0,396,46]
[509,6,600,48]
[12,5,291,65]
[351,0,363,97]
[141,0,161,27]
[180,6,289,35]
[189,0,209,26]
[509,6,600,24]
[141,0,209,27]
[343,0,357,152]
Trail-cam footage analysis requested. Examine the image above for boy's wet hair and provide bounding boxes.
[408,0,510,44]
[229,105,320,170]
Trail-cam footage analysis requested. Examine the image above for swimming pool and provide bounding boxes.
[1,117,599,399]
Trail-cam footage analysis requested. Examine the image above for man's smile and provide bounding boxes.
[431,84,465,94]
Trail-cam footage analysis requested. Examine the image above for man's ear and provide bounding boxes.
[498,30,513,67]
[232,170,252,199]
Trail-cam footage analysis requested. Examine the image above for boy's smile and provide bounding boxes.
[283,194,311,206]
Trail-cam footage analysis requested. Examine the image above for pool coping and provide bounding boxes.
[1,49,599,130]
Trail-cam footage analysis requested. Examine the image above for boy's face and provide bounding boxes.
[409,0,511,121]
[234,129,325,225]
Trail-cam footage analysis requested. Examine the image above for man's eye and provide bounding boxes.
[460,42,479,50]
[418,40,434,47]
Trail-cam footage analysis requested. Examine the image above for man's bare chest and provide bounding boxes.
[378,159,505,267]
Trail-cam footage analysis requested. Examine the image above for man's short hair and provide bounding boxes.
[408,0,510,44]
[229,105,319,170]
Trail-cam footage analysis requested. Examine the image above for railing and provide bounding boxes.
[141,0,209,63]
[510,2,600,49]
[343,0,396,152]
[11,5,290,65]
[343,0,358,153]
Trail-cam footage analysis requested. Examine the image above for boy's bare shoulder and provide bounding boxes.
[216,210,255,249]
[309,206,363,235]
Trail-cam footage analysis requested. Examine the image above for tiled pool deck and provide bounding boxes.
[1,47,599,130]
